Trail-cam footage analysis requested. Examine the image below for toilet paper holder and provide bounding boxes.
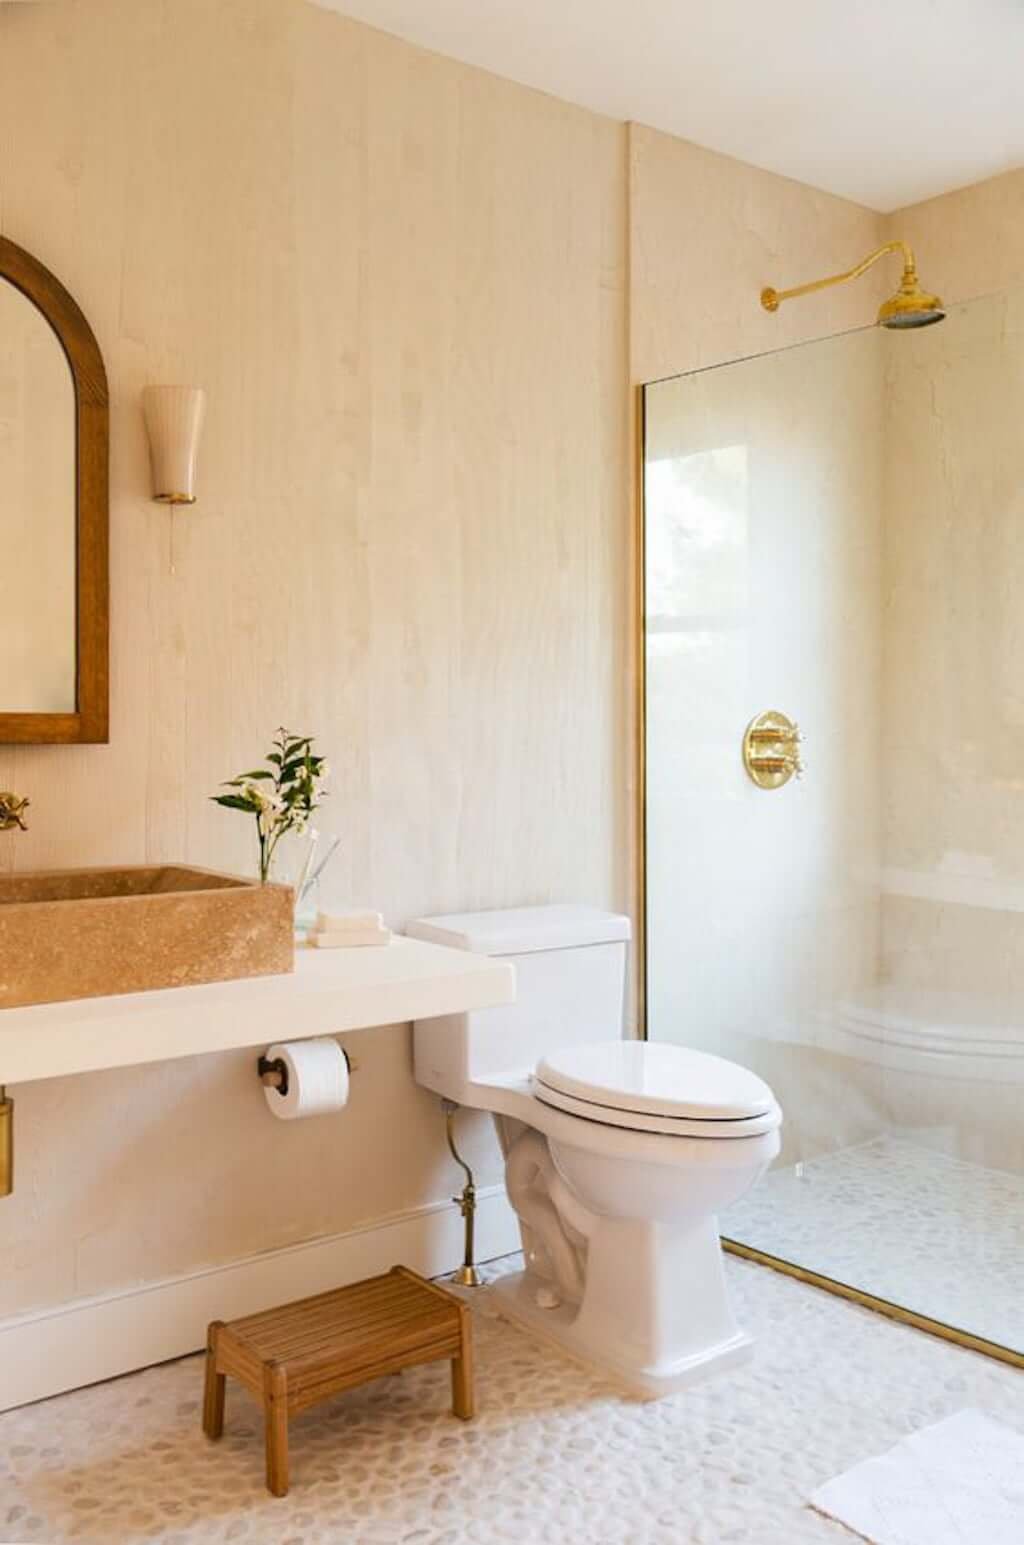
[258,1045,356,1097]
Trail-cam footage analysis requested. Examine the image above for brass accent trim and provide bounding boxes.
[444,1099,483,1287]
[633,384,649,1041]
[742,711,804,789]
[723,1238,1024,1369]
[0,1089,12,1198]
[0,792,29,831]
[761,240,943,330]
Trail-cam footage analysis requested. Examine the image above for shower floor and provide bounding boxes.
[723,1134,1024,1355]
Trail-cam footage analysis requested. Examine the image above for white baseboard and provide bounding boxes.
[0,1187,520,1412]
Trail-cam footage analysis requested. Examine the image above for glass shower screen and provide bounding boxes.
[642,288,1024,1363]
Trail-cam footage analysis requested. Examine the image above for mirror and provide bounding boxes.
[0,278,77,712]
[0,238,108,744]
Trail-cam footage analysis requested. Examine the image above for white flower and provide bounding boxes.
[243,782,279,811]
[242,782,283,836]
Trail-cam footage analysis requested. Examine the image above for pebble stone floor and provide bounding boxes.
[725,1135,1024,1353]
[1,1253,1021,1545]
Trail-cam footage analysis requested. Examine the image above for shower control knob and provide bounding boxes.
[742,711,804,790]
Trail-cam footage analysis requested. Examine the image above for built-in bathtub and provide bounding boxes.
[827,984,1024,1172]
[832,985,1024,1085]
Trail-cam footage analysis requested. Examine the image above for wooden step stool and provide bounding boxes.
[202,1264,475,1497]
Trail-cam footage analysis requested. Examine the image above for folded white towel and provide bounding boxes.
[312,927,391,949]
[810,1409,1024,1545]
[317,909,384,933]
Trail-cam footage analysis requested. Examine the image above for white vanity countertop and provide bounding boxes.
[0,938,514,1085]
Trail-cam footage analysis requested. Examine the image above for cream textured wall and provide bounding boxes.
[0,0,921,1329]
[881,175,1024,1005]
[628,124,887,383]
[0,0,627,1316]
[891,169,1024,307]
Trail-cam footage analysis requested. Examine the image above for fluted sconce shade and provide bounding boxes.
[143,385,206,504]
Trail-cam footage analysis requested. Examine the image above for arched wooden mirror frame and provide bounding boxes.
[0,236,109,744]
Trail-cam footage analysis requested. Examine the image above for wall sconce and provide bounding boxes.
[142,385,207,504]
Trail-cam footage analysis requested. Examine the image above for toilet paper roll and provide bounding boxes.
[263,1038,350,1120]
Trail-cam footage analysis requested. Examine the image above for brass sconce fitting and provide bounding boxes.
[0,1088,13,1198]
[743,711,804,790]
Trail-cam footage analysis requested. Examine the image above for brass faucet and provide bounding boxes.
[0,792,29,831]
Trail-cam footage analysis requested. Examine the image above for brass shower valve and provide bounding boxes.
[743,713,804,789]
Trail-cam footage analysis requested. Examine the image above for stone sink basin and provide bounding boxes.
[0,866,294,1010]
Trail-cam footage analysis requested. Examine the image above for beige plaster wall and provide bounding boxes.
[628,124,887,384]
[881,176,1024,1005]
[0,0,903,1325]
[0,0,627,1316]
[891,168,1024,307]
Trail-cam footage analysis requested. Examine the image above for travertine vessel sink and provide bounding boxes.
[0,866,293,1009]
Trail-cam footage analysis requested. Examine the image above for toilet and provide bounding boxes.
[408,904,783,1398]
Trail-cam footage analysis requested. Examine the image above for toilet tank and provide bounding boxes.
[407,905,631,1101]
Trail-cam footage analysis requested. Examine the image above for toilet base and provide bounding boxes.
[489,1269,753,1399]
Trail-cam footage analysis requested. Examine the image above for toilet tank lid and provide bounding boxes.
[406,904,632,956]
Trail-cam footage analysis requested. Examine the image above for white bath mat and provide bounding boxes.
[810,1408,1024,1545]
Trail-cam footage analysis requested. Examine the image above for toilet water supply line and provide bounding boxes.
[443,1100,484,1287]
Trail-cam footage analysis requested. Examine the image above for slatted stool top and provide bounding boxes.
[221,1266,466,1391]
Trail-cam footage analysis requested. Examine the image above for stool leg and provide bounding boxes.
[264,1365,290,1498]
[202,1322,226,1441]
[451,1309,475,1420]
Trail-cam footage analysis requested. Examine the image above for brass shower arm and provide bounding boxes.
[761,240,919,313]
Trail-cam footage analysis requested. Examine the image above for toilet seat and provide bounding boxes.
[533,1041,781,1139]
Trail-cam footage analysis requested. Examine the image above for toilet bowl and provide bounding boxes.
[409,905,782,1398]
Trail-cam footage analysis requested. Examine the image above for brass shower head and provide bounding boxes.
[761,241,944,330]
